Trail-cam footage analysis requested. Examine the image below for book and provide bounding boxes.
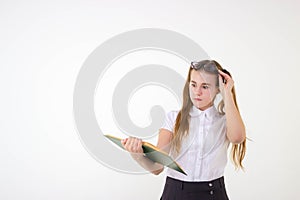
[104,134,187,175]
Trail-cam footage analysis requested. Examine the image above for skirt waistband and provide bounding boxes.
[166,176,225,190]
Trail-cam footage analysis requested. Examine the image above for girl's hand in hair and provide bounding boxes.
[121,137,144,160]
[218,70,234,98]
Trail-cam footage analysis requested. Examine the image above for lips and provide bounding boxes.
[194,98,202,101]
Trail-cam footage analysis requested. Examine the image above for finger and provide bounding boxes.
[218,70,231,80]
[134,138,141,152]
[137,139,143,153]
[128,137,136,151]
[219,71,233,84]
[131,137,136,151]
[218,74,224,85]
[123,137,131,150]
[131,137,140,152]
[121,138,128,146]
[138,141,143,153]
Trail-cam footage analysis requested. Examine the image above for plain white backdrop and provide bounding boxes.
[1,0,299,199]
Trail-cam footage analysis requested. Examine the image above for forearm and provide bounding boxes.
[224,91,246,144]
[131,153,164,175]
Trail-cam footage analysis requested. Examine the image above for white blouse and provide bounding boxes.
[161,105,229,181]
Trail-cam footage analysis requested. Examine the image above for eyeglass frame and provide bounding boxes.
[190,61,226,84]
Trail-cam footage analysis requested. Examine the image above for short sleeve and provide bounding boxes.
[160,111,178,133]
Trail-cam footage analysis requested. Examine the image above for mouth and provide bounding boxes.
[194,98,202,101]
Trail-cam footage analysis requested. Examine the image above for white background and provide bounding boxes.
[1,0,299,199]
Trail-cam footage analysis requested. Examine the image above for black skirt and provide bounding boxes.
[160,176,229,200]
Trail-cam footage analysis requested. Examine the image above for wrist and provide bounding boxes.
[223,90,234,101]
[131,153,145,161]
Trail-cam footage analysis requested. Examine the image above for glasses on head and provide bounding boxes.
[191,60,227,84]
[190,61,219,74]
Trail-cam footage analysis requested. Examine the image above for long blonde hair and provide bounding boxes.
[172,60,246,169]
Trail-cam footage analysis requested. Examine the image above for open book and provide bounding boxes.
[104,135,187,175]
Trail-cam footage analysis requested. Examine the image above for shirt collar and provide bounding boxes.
[189,105,218,120]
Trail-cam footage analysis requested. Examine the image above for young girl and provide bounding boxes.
[121,60,246,200]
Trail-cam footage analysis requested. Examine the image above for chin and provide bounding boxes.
[194,103,211,110]
[193,103,204,109]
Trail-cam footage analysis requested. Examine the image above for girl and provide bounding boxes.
[121,60,246,200]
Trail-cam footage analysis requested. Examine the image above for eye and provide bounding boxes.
[202,85,209,89]
[190,83,196,87]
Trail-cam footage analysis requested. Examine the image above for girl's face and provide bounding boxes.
[189,70,219,110]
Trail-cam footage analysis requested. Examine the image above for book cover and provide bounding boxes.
[104,134,187,175]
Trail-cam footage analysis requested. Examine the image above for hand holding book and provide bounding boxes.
[105,135,187,175]
[121,137,144,161]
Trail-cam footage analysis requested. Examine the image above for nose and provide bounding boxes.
[194,86,202,96]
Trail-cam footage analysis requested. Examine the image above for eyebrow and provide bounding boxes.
[190,80,211,85]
